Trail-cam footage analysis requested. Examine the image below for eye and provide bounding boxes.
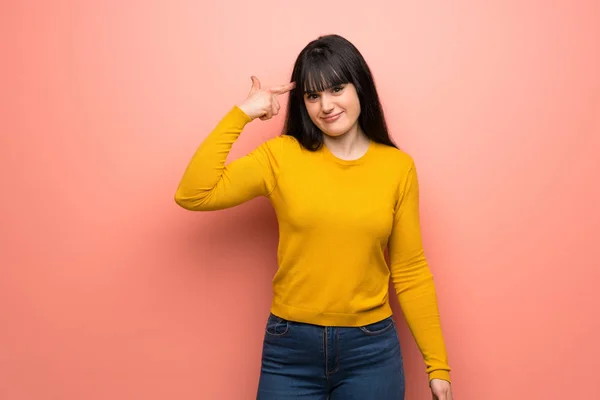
[331,85,345,93]
[305,93,319,100]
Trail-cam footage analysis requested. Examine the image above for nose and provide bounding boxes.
[320,94,334,114]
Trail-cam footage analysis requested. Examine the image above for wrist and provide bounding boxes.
[236,103,255,120]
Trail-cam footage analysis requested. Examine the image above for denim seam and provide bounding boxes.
[359,320,394,335]
[265,316,289,337]
[325,328,340,376]
[330,329,340,375]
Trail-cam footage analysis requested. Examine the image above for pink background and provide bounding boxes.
[1,1,599,399]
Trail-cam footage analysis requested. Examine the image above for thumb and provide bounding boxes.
[250,76,261,93]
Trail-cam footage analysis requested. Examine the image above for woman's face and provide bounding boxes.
[303,83,361,138]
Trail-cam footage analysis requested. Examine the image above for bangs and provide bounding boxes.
[301,51,353,94]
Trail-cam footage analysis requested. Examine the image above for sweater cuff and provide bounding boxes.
[231,105,253,124]
[429,370,451,383]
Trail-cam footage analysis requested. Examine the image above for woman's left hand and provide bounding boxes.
[430,378,453,400]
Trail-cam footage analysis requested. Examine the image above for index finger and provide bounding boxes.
[270,82,296,95]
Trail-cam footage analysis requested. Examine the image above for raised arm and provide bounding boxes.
[174,77,295,211]
[387,160,452,384]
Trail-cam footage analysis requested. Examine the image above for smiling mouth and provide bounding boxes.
[321,112,343,121]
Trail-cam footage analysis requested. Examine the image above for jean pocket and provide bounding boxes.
[359,316,395,335]
[265,313,290,337]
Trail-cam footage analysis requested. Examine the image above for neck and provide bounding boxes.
[323,122,370,161]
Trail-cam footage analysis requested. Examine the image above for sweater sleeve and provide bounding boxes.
[388,160,451,383]
[174,106,280,211]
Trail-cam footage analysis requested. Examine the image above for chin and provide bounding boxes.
[320,123,353,138]
[322,129,346,138]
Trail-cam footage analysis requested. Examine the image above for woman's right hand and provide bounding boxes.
[237,76,296,121]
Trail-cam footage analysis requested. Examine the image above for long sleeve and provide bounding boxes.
[174,106,280,211]
[388,160,451,382]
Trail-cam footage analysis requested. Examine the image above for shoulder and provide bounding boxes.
[249,134,303,168]
[261,134,303,155]
[369,143,423,196]
[371,142,416,171]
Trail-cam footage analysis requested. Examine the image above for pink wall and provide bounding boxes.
[1,1,598,399]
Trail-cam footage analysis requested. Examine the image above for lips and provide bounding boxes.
[321,112,343,122]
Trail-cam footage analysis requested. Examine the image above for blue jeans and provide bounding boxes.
[256,313,405,399]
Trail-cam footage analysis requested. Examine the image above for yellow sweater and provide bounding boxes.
[175,106,451,382]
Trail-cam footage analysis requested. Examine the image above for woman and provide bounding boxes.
[175,34,453,400]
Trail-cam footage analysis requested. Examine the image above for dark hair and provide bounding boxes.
[283,34,397,151]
